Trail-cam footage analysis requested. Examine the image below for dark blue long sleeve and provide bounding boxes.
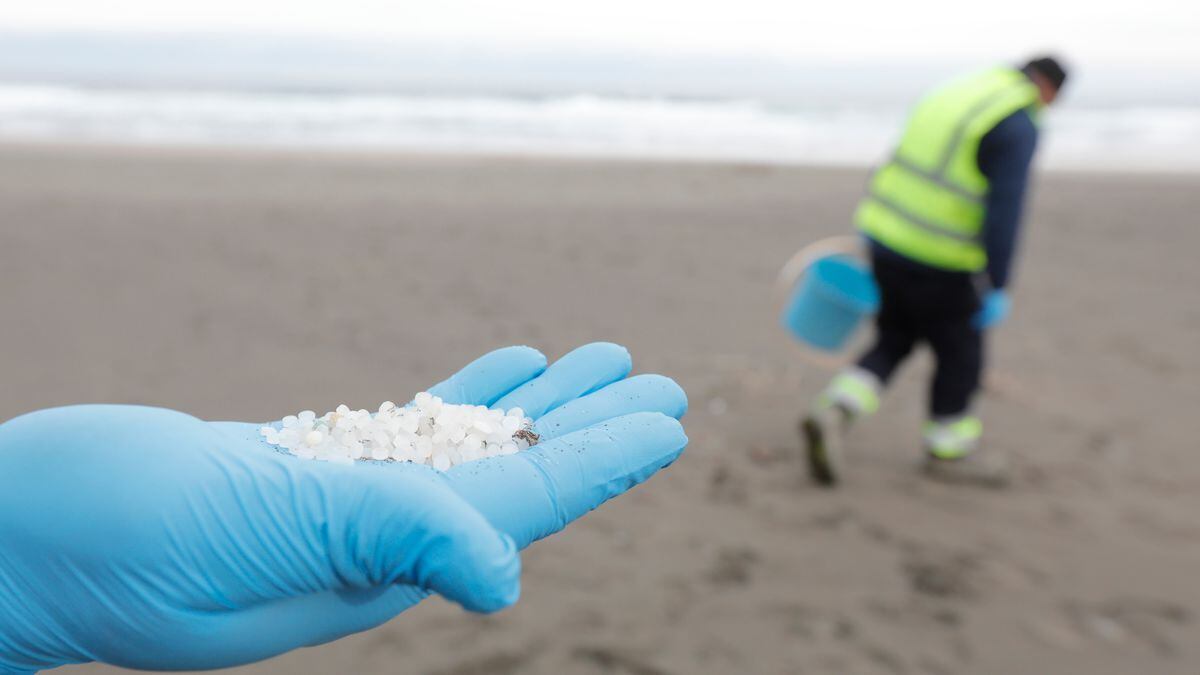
[976,109,1039,289]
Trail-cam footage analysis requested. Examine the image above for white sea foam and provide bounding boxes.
[1,82,1198,171]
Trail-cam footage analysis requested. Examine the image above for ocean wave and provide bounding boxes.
[1,82,1197,170]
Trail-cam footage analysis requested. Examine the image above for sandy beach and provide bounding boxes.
[2,143,1197,674]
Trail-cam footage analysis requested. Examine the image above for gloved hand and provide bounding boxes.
[972,289,1011,330]
[0,342,687,674]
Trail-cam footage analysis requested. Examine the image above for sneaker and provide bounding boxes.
[801,368,881,487]
[801,404,850,486]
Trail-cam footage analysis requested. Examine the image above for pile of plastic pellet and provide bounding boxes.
[260,392,537,471]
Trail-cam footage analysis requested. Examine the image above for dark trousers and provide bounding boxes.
[856,250,984,418]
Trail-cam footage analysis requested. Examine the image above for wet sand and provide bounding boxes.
[2,143,1197,674]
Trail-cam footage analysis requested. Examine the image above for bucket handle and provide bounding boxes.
[775,235,870,370]
[776,235,866,291]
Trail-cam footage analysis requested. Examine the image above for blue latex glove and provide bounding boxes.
[0,343,687,673]
[972,289,1011,330]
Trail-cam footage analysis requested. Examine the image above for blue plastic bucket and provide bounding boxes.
[781,254,880,352]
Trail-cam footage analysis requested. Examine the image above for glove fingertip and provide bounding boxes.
[630,373,689,419]
[657,412,689,459]
[619,411,689,463]
[453,533,522,614]
[578,341,633,375]
[505,345,549,371]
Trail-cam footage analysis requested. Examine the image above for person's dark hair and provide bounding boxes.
[1023,55,1068,91]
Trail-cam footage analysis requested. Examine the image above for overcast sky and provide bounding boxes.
[2,0,1198,67]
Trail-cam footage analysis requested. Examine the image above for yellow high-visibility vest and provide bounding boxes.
[856,68,1040,272]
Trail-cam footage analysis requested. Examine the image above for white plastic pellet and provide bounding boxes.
[260,392,538,471]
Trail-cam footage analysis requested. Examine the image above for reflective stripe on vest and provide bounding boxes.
[856,68,1040,272]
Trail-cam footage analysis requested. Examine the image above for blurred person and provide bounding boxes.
[802,56,1069,487]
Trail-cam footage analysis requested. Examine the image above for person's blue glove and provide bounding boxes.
[972,289,1011,330]
[0,342,687,674]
